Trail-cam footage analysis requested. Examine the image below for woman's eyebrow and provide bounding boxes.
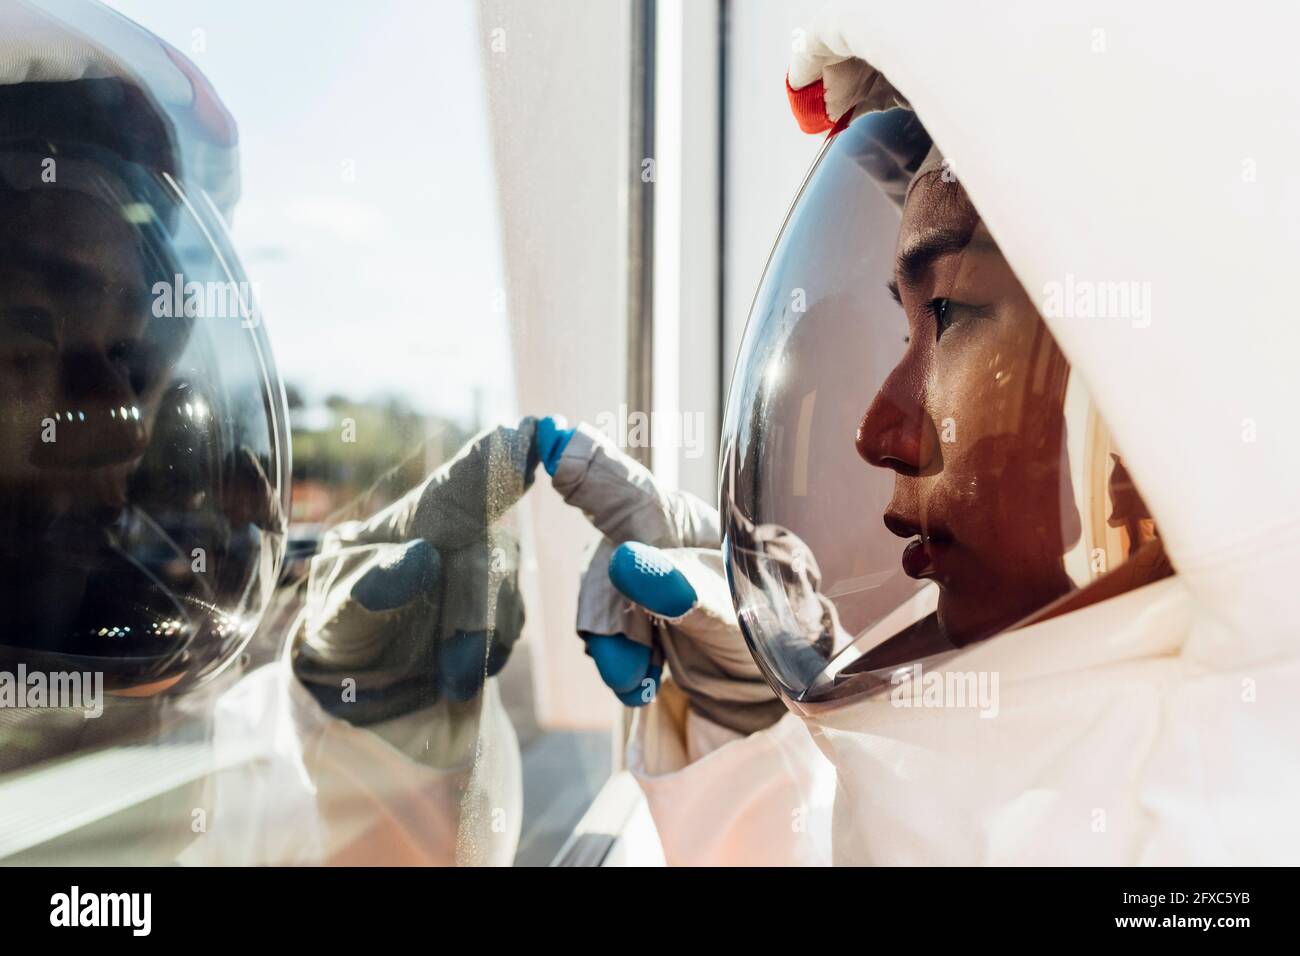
[895,229,973,286]
[0,306,63,346]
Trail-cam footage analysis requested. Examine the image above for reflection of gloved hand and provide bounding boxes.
[540,417,785,735]
[292,419,538,724]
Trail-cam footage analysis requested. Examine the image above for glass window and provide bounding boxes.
[0,0,631,866]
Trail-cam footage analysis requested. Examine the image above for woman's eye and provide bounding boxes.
[926,298,955,339]
[108,338,136,365]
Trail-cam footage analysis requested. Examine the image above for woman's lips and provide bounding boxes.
[884,511,953,580]
[901,537,930,577]
[900,535,950,579]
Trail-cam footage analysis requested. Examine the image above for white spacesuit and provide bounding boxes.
[555,0,1300,865]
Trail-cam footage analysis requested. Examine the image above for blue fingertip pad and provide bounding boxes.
[616,663,662,707]
[536,415,576,477]
[608,542,696,618]
[585,633,653,695]
[440,630,489,702]
[351,538,440,612]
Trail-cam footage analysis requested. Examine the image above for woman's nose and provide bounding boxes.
[855,364,938,474]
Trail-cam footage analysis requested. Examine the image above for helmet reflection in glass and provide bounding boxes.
[0,55,287,693]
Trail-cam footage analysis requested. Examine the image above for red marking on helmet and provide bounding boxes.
[161,40,237,147]
[786,74,832,134]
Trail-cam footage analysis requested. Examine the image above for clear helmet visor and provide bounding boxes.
[720,110,1171,711]
[0,77,288,693]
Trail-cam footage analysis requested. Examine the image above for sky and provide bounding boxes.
[104,0,515,427]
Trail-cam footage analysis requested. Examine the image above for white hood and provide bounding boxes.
[0,0,242,215]
[768,0,1300,865]
[789,0,1300,670]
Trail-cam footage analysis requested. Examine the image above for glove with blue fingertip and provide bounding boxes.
[538,416,784,735]
[293,420,537,724]
[539,417,665,706]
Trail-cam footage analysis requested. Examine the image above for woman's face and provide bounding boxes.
[855,169,1081,645]
[0,188,162,533]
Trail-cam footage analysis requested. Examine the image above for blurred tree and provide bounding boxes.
[286,388,472,527]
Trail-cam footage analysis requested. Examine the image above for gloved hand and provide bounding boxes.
[539,417,786,735]
[785,6,911,134]
[292,418,539,724]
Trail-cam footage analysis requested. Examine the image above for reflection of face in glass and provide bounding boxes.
[0,184,219,668]
[0,187,170,538]
[855,170,1080,646]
